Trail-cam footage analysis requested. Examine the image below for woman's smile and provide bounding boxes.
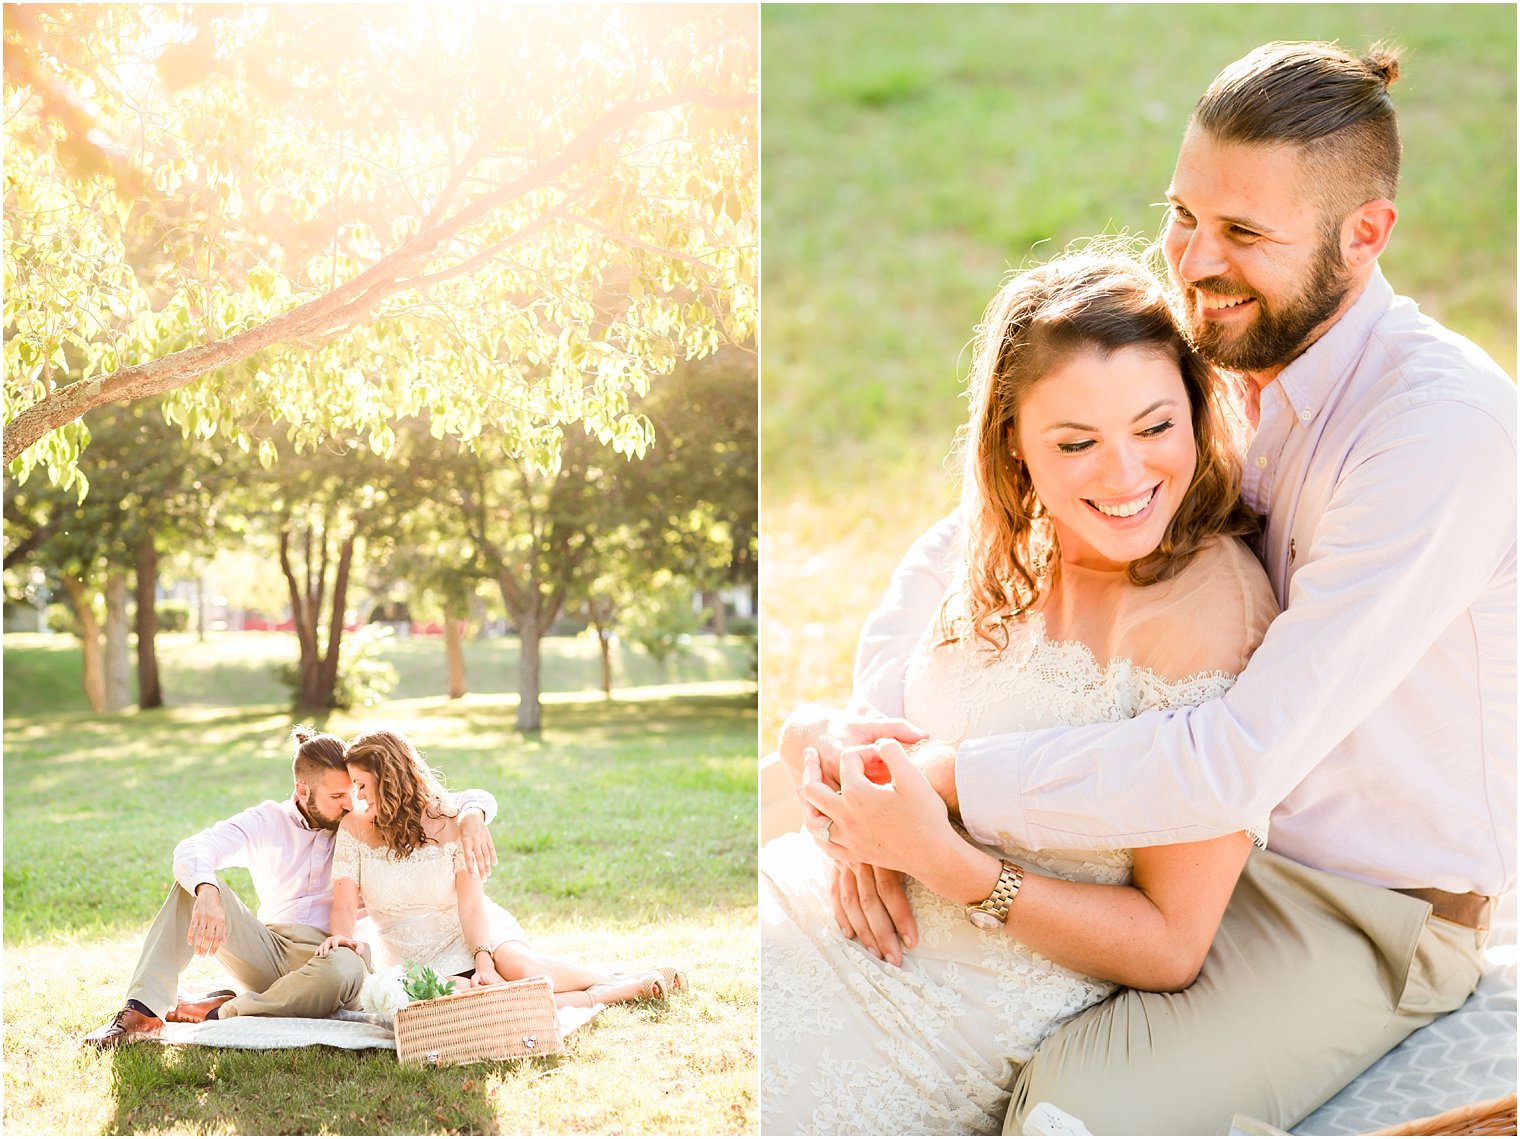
[1086,485,1159,521]
[1019,345,1198,572]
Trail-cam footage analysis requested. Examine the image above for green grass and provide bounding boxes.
[759,3,1516,743]
[3,629,755,717]
[3,643,757,1134]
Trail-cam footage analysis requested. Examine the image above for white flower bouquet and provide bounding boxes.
[359,966,409,1025]
[360,963,458,1026]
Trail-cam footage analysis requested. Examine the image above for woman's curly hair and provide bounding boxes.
[946,250,1258,652]
[343,729,456,859]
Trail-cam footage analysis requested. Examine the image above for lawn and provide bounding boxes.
[759,3,1517,746]
[3,635,757,1135]
[3,628,755,716]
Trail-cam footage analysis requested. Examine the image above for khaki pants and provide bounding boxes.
[1005,849,1487,1136]
[126,876,370,1020]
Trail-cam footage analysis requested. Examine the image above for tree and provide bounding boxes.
[5,5,757,492]
[244,431,401,712]
[448,435,609,734]
[6,396,219,711]
[575,345,757,664]
[365,450,492,702]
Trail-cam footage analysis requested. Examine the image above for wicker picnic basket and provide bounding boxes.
[393,977,562,1067]
[1365,1094,1517,1136]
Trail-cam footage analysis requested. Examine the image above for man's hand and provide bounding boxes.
[458,810,498,879]
[912,737,961,817]
[830,861,917,967]
[188,883,228,956]
[780,705,928,791]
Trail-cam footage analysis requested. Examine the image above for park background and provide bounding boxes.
[760,2,1517,750]
[4,5,757,1135]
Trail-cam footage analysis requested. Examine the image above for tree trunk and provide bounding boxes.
[135,533,163,708]
[104,569,132,711]
[60,574,107,713]
[279,524,355,711]
[710,590,728,636]
[314,534,356,708]
[444,612,467,700]
[594,622,614,699]
[515,610,543,734]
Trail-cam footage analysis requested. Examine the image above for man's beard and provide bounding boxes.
[304,789,345,831]
[1183,231,1352,372]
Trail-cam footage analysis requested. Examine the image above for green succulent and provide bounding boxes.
[401,962,457,1002]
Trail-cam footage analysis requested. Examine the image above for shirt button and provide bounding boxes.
[1299,409,1312,422]
[1256,456,1269,468]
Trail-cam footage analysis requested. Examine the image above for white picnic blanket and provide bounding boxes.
[157,1004,599,1051]
[1293,889,1517,1135]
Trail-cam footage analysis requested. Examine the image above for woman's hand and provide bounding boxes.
[471,956,505,987]
[800,740,955,875]
[795,751,920,965]
[315,934,365,958]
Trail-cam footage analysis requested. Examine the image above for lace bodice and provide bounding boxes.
[332,829,523,976]
[761,587,1258,1136]
[906,609,1239,742]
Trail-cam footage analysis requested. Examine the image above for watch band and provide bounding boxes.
[968,859,1023,926]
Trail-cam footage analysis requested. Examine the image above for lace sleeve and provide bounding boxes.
[332,827,361,884]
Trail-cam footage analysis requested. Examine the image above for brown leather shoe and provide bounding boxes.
[165,992,234,1023]
[83,1007,164,1048]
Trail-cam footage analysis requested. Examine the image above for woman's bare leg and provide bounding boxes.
[491,941,610,992]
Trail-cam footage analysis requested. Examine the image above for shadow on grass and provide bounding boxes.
[105,1042,555,1135]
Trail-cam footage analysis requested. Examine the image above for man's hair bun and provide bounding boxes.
[1364,45,1402,89]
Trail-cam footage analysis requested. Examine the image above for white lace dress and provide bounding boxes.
[332,829,526,977]
[759,612,1243,1136]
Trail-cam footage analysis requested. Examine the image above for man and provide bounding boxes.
[83,726,499,1047]
[817,41,1515,1133]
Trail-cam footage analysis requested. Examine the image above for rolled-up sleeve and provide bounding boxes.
[171,805,271,896]
[452,788,498,824]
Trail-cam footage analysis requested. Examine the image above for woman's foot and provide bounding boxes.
[585,970,666,1006]
[615,965,689,994]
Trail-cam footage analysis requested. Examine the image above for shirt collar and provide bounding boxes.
[1271,265,1394,426]
[283,792,318,832]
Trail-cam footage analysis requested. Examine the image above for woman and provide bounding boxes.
[316,728,680,1009]
[760,252,1277,1135]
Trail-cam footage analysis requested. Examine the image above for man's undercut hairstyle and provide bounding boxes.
[1192,40,1403,224]
[290,725,347,785]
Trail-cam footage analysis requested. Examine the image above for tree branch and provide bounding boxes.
[562,214,720,277]
[5,84,752,465]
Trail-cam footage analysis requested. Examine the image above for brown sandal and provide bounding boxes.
[615,965,689,994]
[586,970,666,1006]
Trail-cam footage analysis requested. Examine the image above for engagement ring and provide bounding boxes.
[815,818,834,844]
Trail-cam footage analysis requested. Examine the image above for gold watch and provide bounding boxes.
[966,859,1023,930]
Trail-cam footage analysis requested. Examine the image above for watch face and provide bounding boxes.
[968,908,1000,930]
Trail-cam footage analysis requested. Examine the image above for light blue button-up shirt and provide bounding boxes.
[855,268,1516,896]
